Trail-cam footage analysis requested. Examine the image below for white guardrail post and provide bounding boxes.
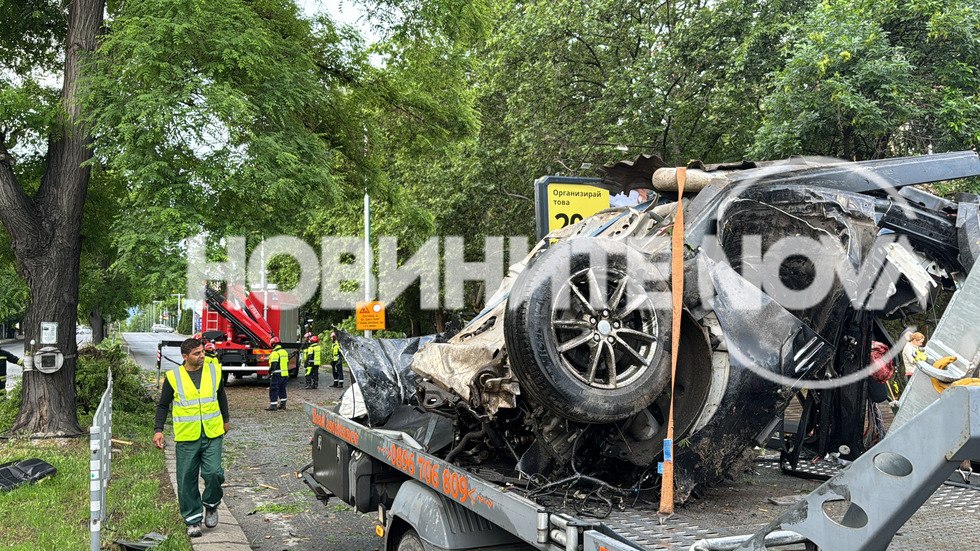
[90,367,113,551]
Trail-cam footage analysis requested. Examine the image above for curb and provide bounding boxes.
[164,435,252,550]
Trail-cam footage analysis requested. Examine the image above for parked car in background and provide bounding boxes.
[151,323,173,333]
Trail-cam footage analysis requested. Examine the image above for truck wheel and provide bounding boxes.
[504,238,671,423]
[396,530,425,551]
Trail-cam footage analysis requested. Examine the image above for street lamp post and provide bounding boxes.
[364,191,372,339]
[152,300,163,331]
[172,292,183,330]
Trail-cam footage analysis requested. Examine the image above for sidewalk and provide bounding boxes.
[163,434,252,550]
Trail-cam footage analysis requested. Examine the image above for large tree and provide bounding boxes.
[0,0,103,435]
[0,0,392,434]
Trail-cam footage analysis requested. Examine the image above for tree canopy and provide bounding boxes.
[752,0,980,160]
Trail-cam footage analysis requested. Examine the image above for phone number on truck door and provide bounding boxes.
[379,443,494,508]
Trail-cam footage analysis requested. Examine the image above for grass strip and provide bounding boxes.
[0,345,191,550]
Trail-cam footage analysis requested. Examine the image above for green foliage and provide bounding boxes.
[177,308,193,335]
[84,0,350,238]
[359,0,489,45]
[78,167,154,331]
[0,379,22,432]
[123,308,150,333]
[0,75,61,159]
[0,250,27,323]
[254,502,304,514]
[470,0,803,171]
[0,0,66,77]
[74,344,152,416]
[753,0,980,159]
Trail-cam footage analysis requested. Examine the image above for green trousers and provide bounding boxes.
[175,435,224,525]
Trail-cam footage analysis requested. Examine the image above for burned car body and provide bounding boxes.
[338,151,980,505]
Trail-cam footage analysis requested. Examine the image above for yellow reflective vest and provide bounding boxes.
[204,355,221,373]
[303,343,322,376]
[268,345,289,376]
[331,341,340,362]
[165,363,224,442]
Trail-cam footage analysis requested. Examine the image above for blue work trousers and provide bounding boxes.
[269,373,287,404]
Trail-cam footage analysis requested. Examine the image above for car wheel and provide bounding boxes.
[504,238,671,423]
[396,530,425,551]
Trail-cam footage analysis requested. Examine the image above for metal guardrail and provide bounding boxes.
[89,367,113,551]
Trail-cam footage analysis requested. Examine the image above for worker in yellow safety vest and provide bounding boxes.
[330,332,344,388]
[266,337,290,411]
[302,335,322,389]
[204,341,224,386]
[0,346,21,400]
[203,341,220,367]
[153,338,229,537]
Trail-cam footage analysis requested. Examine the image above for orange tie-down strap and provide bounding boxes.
[659,167,685,514]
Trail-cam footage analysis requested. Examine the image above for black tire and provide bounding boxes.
[505,238,671,423]
[396,530,425,551]
[221,371,229,387]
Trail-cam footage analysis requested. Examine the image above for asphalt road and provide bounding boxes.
[124,334,379,551]
[122,331,188,387]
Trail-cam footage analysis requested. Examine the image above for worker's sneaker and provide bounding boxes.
[265,405,278,411]
[187,523,203,537]
[205,507,219,528]
[278,402,287,410]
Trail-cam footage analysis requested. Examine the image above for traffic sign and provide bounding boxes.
[356,301,386,331]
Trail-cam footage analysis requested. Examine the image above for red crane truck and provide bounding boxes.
[156,284,302,383]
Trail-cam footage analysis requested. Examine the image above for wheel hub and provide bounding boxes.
[551,267,661,389]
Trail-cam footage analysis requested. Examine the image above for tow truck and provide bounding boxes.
[156,284,302,382]
[300,152,980,550]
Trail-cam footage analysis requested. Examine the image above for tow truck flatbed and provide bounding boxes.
[302,398,980,551]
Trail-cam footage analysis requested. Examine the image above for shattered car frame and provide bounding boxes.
[337,151,980,505]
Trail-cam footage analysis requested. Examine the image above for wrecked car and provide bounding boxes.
[335,151,980,505]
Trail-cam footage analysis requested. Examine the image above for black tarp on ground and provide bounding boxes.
[0,458,57,492]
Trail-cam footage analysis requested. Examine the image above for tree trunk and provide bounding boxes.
[0,0,105,436]
[433,310,445,333]
[89,306,105,345]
